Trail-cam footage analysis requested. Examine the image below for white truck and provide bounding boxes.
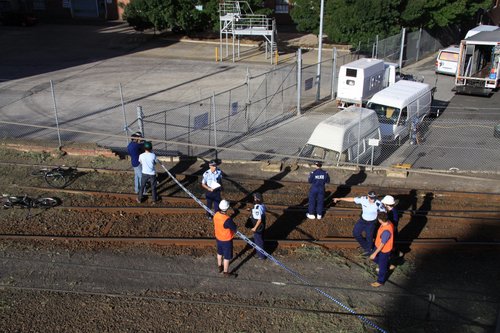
[455,30,500,96]
[299,106,381,166]
[336,58,400,109]
[366,80,433,143]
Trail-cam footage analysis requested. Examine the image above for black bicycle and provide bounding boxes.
[31,166,78,188]
[2,195,59,209]
[2,194,60,218]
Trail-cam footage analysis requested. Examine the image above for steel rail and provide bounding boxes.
[16,186,500,220]
[0,234,498,249]
[5,162,500,200]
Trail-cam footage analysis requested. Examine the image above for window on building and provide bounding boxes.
[275,0,289,13]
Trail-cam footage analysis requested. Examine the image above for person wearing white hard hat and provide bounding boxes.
[213,199,237,278]
[381,195,401,260]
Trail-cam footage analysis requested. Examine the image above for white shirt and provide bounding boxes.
[353,196,385,221]
[251,204,266,220]
[202,168,222,189]
[138,151,157,175]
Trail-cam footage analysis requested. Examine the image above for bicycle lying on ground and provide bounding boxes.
[31,166,78,188]
[1,194,60,218]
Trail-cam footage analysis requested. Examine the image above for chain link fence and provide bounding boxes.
[1,34,499,172]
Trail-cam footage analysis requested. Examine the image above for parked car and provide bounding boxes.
[435,46,460,75]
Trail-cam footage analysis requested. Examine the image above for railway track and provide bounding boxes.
[1,164,498,250]
[1,234,498,249]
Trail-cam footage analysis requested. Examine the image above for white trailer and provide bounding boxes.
[299,106,381,166]
[336,58,399,109]
[366,80,433,142]
[455,30,500,96]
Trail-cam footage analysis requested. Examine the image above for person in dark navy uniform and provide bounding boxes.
[201,160,222,220]
[307,161,330,220]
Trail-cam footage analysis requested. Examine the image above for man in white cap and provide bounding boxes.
[213,200,237,278]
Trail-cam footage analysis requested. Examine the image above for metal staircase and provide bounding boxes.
[219,1,278,64]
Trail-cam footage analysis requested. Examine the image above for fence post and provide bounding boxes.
[49,80,62,148]
[375,35,379,58]
[119,83,129,145]
[296,48,302,116]
[136,105,144,138]
[188,104,191,156]
[330,47,337,100]
[246,67,250,132]
[416,28,422,62]
[399,28,406,69]
[212,92,218,160]
[164,111,167,151]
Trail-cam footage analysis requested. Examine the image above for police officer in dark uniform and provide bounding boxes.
[307,161,330,219]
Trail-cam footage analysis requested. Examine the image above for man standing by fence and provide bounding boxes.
[127,132,144,194]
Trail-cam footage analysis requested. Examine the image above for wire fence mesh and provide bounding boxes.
[1,31,499,173]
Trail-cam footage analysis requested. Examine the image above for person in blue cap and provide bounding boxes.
[334,191,386,256]
[127,131,144,194]
[307,161,330,220]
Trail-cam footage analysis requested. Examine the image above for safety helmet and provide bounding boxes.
[381,195,396,206]
[253,192,263,202]
[219,200,230,211]
[144,141,152,150]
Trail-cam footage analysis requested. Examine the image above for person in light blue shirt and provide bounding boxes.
[248,192,266,260]
[201,160,222,219]
[334,191,386,255]
[137,141,159,204]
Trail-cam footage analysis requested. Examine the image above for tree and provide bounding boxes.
[323,0,400,44]
[123,0,272,34]
[290,0,321,33]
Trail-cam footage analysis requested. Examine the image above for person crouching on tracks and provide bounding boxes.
[307,161,330,220]
[214,200,237,278]
[201,160,222,220]
[248,192,266,260]
[137,141,159,204]
[333,191,385,256]
[370,212,394,288]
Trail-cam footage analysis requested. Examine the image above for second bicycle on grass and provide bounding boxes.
[31,166,78,188]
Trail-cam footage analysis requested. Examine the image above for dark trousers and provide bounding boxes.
[353,218,377,253]
[253,231,265,259]
[374,251,391,283]
[138,173,157,202]
[308,187,325,215]
[206,189,221,216]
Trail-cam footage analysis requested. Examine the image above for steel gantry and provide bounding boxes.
[219,1,277,64]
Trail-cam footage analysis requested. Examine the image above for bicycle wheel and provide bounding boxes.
[4,196,29,208]
[35,197,59,208]
[44,171,68,188]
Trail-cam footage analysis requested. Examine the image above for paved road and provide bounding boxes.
[1,23,499,172]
